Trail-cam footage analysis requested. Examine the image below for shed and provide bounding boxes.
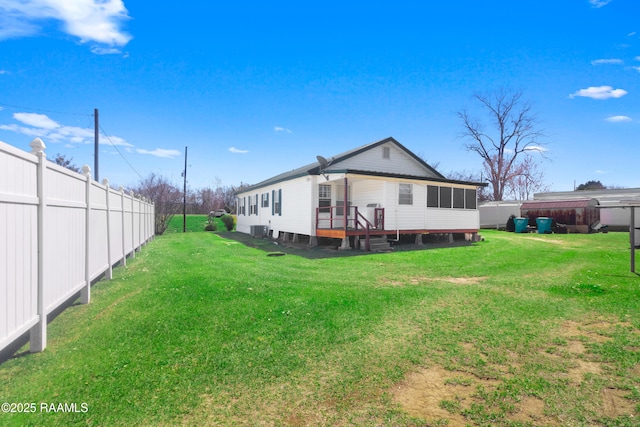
[520,198,600,233]
[534,188,640,231]
[479,200,524,229]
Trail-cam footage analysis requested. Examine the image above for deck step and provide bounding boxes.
[359,236,392,252]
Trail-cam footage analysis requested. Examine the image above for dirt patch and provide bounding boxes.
[567,340,586,354]
[380,276,488,287]
[442,277,488,285]
[509,397,556,425]
[392,366,475,425]
[568,360,602,384]
[560,320,613,343]
[526,237,567,245]
[601,388,636,418]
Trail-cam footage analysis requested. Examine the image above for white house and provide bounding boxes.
[235,137,486,250]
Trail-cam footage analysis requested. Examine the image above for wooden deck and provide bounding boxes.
[315,228,480,239]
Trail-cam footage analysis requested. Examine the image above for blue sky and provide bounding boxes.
[0,0,638,193]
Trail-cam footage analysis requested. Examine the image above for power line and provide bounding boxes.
[0,102,92,117]
[99,124,144,181]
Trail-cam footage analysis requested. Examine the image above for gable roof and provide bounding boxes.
[239,137,485,192]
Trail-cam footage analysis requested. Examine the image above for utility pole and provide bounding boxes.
[183,146,188,233]
[94,108,99,181]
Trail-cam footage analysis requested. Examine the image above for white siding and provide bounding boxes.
[237,176,314,237]
[353,179,480,232]
[425,209,479,231]
[331,142,438,178]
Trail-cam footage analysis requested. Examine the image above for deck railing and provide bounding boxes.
[315,205,384,231]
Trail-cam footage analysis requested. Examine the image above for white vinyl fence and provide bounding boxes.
[1,138,155,353]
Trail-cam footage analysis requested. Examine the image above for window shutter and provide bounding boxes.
[255,193,259,214]
[278,189,282,216]
[244,197,247,215]
[272,190,275,215]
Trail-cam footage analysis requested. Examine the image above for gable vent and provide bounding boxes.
[383,146,390,159]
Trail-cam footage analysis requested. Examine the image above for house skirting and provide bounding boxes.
[315,228,480,239]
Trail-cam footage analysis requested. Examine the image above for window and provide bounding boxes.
[399,183,413,205]
[261,193,269,208]
[237,197,246,215]
[453,188,465,209]
[318,184,331,213]
[248,194,258,215]
[272,189,281,215]
[383,146,390,159]
[427,185,439,207]
[465,189,477,210]
[336,184,351,215]
[439,186,452,208]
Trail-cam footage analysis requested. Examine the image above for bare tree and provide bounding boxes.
[133,173,182,235]
[457,89,547,201]
[504,155,550,200]
[53,153,82,173]
[446,170,491,203]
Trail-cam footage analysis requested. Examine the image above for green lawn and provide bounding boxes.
[1,230,639,426]
[164,214,233,233]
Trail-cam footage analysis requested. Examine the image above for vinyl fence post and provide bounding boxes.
[102,179,112,280]
[81,165,92,304]
[130,191,136,258]
[138,197,143,250]
[29,137,47,353]
[631,206,636,273]
[119,187,126,267]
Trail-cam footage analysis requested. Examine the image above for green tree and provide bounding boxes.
[575,180,605,191]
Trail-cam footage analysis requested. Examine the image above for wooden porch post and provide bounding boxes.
[340,177,350,249]
[343,177,348,233]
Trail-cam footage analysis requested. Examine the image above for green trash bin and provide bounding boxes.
[514,217,528,233]
[536,217,552,234]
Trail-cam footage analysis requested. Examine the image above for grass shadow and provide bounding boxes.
[216,231,474,259]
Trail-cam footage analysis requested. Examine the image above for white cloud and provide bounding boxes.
[569,86,627,100]
[90,46,122,55]
[14,112,61,129]
[0,0,132,46]
[605,115,632,122]
[136,148,181,158]
[0,123,43,137]
[632,66,640,73]
[524,145,548,153]
[591,58,622,65]
[0,70,8,74]
[274,126,292,134]
[1,111,133,147]
[229,147,249,154]
[589,0,613,7]
[595,170,608,174]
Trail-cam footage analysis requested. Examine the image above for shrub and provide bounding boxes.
[204,222,217,232]
[221,214,235,231]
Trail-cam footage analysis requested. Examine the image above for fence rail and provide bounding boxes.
[1,138,155,353]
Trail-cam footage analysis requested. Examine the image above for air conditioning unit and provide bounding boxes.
[250,225,269,238]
